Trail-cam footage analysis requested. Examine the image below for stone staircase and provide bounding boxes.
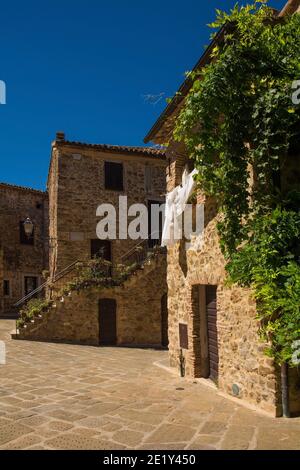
[12,243,167,345]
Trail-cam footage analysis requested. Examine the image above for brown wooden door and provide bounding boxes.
[161,293,168,348]
[99,299,117,346]
[206,286,219,382]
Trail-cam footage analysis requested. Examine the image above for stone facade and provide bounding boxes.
[156,141,300,417]
[48,136,167,278]
[0,183,49,316]
[17,252,167,347]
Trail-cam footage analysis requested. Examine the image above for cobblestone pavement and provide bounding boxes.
[0,319,300,450]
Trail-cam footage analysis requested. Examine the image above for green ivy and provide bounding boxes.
[17,298,52,328]
[174,0,300,365]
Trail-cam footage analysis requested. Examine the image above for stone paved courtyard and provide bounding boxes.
[0,319,300,450]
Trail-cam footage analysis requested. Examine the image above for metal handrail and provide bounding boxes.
[14,259,81,307]
[14,234,165,309]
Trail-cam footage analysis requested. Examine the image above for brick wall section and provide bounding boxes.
[0,184,49,315]
[17,253,167,347]
[48,142,167,277]
[165,142,300,416]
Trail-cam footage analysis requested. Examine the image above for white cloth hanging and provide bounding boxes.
[175,169,198,218]
[161,169,198,247]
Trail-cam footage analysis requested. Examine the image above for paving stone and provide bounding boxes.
[113,410,164,425]
[19,415,49,427]
[192,434,221,446]
[47,409,86,422]
[113,430,145,446]
[200,420,228,435]
[220,425,255,450]
[256,427,300,450]
[145,424,196,444]
[101,422,123,433]
[0,417,12,426]
[0,423,33,446]
[76,416,110,429]
[0,434,42,450]
[84,403,121,416]
[45,433,125,450]
[47,420,74,431]
[139,443,188,450]
[73,427,102,438]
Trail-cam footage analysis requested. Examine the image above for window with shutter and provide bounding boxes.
[105,162,123,191]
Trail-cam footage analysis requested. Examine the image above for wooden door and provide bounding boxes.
[206,286,219,382]
[99,299,117,346]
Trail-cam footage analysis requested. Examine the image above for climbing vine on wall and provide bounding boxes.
[174,0,300,365]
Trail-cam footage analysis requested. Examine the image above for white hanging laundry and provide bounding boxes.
[161,186,179,247]
[175,169,198,218]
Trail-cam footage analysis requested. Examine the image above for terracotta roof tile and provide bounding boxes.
[56,140,166,159]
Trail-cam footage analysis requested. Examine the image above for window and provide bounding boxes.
[3,280,10,297]
[20,221,34,245]
[24,276,38,296]
[105,162,123,191]
[91,240,112,261]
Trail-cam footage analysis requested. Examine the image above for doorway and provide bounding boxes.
[99,299,117,346]
[205,285,219,382]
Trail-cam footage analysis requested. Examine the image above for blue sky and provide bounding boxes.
[0,0,286,190]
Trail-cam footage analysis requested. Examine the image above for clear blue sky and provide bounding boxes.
[0,0,286,190]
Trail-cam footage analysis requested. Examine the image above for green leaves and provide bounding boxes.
[173,1,300,366]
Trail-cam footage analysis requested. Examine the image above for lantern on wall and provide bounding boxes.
[23,217,34,238]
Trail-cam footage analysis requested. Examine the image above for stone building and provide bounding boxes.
[144,0,300,416]
[0,183,48,316]
[15,133,168,348]
[48,133,166,277]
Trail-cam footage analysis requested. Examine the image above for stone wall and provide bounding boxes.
[48,140,167,277]
[164,144,300,417]
[17,253,167,347]
[0,184,49,316]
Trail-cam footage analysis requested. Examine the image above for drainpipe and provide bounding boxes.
[281,362,290,418]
